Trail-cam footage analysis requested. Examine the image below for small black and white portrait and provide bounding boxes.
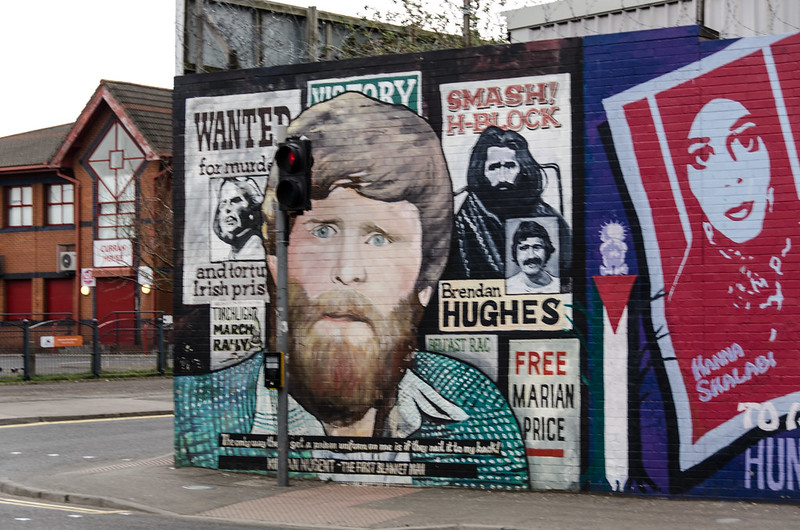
[211,177,266,261]
[506,218,560,294]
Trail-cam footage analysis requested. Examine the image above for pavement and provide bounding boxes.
[0,378,798,529]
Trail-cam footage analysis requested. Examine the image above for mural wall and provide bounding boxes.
[173,26,800,500]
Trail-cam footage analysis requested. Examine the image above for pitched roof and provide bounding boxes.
[0,124,73,170]
[102,80,173,155]
[0,80,173,171]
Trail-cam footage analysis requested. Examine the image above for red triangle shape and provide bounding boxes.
[593,275,637,334]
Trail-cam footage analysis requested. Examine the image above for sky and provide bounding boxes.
[0,0,538,138]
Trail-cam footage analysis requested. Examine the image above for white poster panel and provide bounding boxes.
[210,300,267,369]
[182,90,302,305]
[508,337,580,490]
[439,74,572,222]
[81,268,95,287]
[438,279,572,332]
[93,239,133,267]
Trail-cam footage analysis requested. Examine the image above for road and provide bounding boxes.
[0,416,258,529]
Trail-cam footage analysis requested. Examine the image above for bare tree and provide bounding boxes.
[336,0,509,58]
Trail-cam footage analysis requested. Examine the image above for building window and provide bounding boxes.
[86,121,144,240]
[47,184,74,225]
[98,193,135,239]
[7,186,33,227]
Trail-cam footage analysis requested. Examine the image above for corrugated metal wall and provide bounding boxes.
[179,0,375,74]
[713,0,800,37]
[506,0,800,42]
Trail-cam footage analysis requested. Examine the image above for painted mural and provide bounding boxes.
[174,28,800,501]
[595,30,800,499]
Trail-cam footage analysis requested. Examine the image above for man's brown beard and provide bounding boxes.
[288,281,424,430]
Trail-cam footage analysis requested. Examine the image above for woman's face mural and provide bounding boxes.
[686,98,771,244]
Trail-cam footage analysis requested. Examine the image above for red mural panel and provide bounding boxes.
[604,33,800,471]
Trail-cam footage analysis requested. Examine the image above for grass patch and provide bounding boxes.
[0,368,173,384]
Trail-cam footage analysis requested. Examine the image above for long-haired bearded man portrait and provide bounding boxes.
[446,126,571,282]
[250,92,528,488]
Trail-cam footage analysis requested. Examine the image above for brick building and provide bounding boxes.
[0,80,173,345]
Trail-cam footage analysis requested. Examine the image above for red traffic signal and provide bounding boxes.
[275,137,312,212]
[275,141,308,174]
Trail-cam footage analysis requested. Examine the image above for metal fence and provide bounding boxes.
[0,312,172,381]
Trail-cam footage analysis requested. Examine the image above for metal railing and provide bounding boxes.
[0,312,172,381]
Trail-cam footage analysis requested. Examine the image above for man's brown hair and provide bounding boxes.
[263,92,453,291]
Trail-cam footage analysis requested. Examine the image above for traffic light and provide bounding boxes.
[275,136,312,212]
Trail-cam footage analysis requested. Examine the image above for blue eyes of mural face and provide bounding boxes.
[367,233,390,246]
[311,224,336,238]
[310,224,392,246]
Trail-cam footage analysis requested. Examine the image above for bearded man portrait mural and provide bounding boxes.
[176,92,529,489]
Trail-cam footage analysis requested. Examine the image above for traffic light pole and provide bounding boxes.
[274,124,290,487]
[276,206,290,487]
[273,126,312,487]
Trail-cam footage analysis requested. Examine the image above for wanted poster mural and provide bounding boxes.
[182,90,302,305]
